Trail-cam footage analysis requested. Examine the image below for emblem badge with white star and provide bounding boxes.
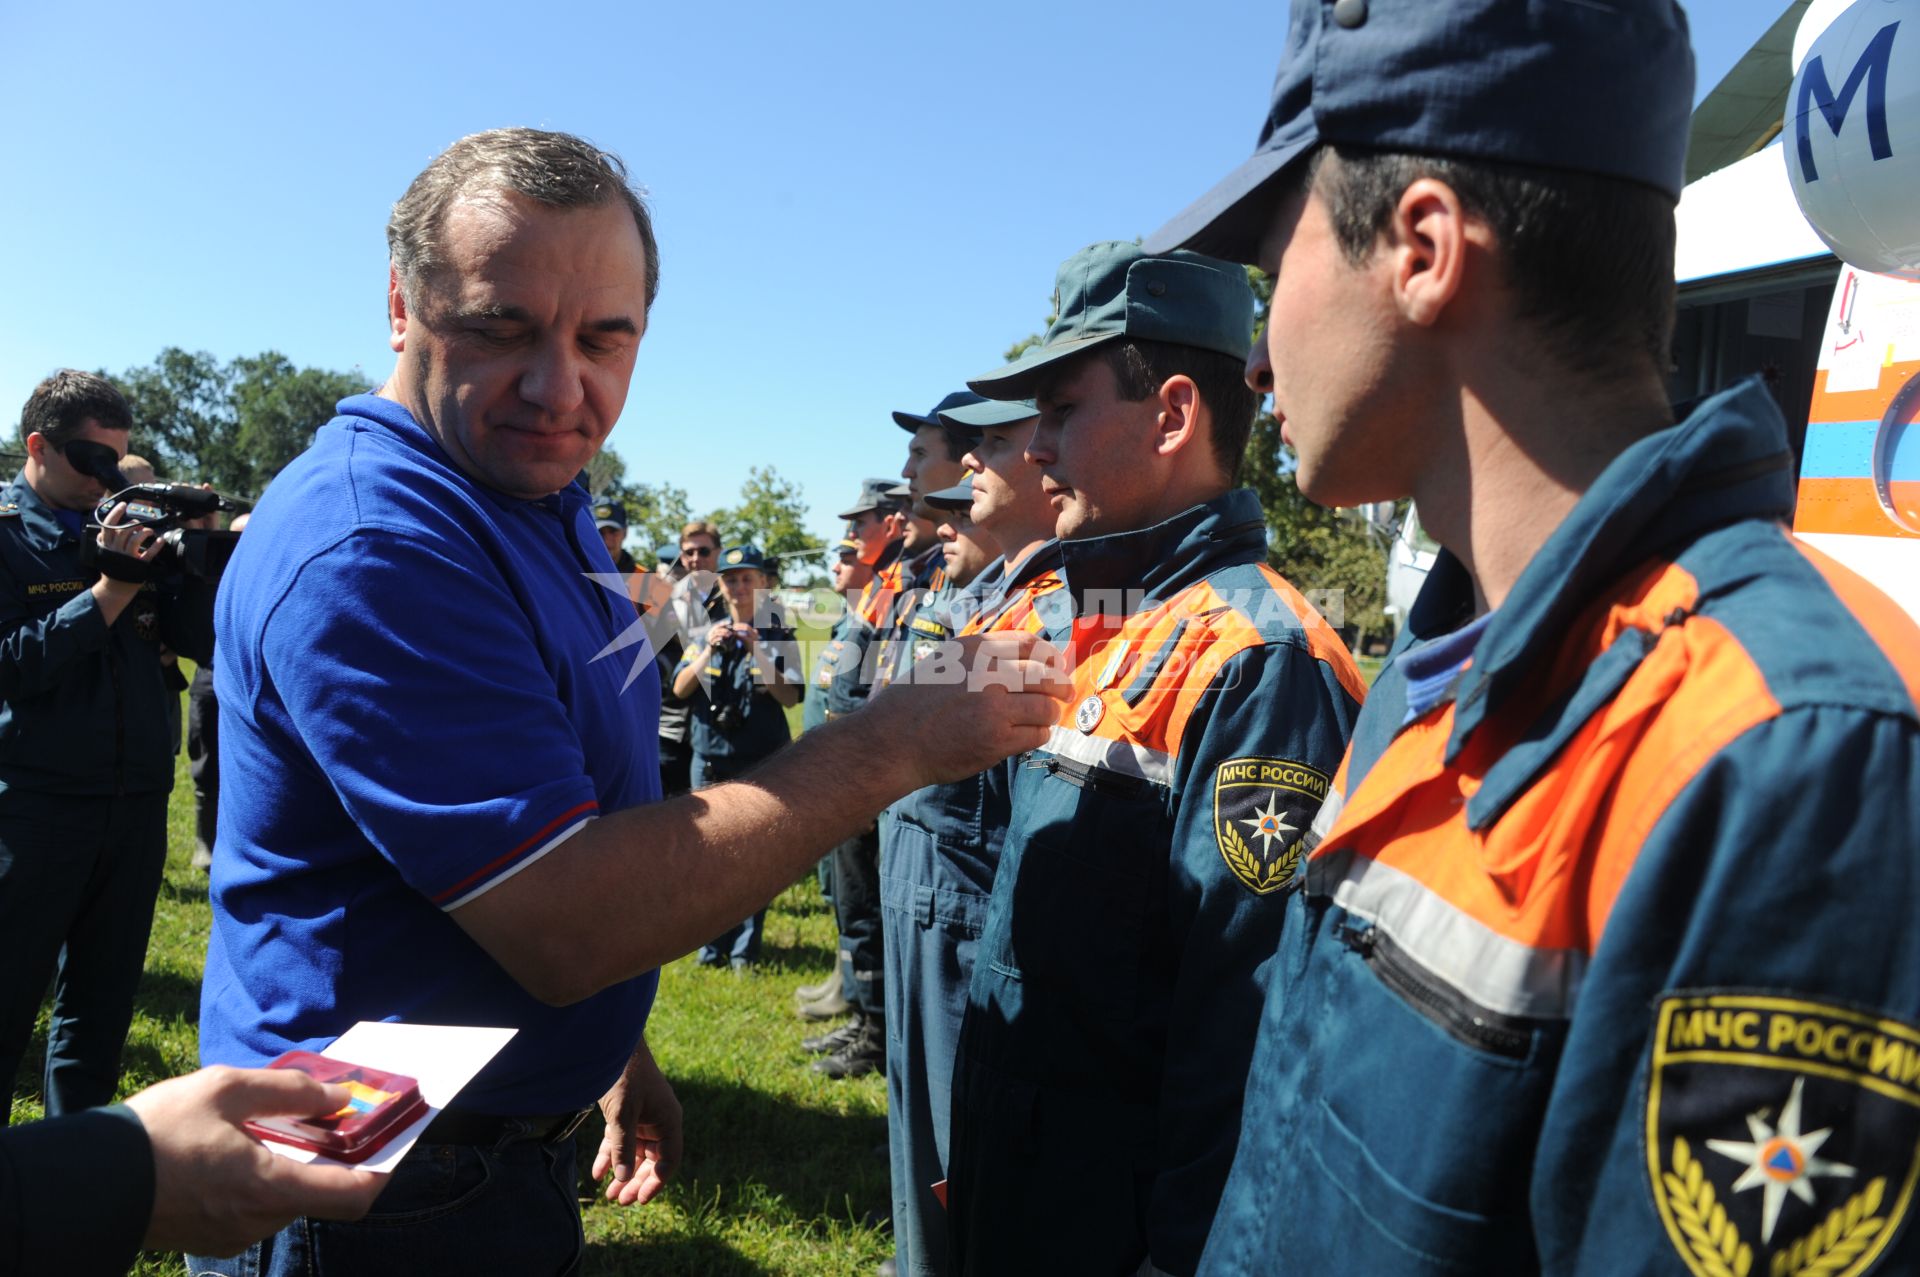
[1211,756,1329,895]
[1647,993,1920,1277]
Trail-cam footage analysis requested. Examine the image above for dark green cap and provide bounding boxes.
[969,242,1255,400]
[939,398,1038,429]
[837,477,904,520]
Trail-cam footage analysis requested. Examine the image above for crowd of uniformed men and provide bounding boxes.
[5,2,1920,1276]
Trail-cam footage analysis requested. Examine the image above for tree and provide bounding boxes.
[112,347,365,497]
[709,465,814,574]
[583,447,692,558]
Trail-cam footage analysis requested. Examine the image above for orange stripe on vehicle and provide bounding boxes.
[1792,533,1920,709]
[1793,476,1920,539]
[1810,359,1920,424]
[1316,610,1778,957]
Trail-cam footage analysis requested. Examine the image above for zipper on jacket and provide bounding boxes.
[1038,754,1156,799]
[1336,923,1533,1060]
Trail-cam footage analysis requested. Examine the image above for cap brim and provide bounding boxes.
[939,398,1038,430]
[923,482,976,512]
[595,520,624,531]
[967,331,1124,402]
[837,503,877,520]
[892,410,937,433]
[1142,135,1310,262]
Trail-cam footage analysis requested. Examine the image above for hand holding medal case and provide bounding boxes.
[243,1049,428,1163]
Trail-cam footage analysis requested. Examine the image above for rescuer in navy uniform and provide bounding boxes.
[1147,2,1920,1274]
[673,543,802,969]
[0,369,215,1121]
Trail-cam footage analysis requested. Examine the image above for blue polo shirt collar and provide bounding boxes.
[337,393,591,521]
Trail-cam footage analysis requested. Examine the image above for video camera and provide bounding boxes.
[66,439,251,584]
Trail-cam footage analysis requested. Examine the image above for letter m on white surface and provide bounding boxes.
[1796,21,1900,183]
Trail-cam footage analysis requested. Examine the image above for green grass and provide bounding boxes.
[8,662,889,1276]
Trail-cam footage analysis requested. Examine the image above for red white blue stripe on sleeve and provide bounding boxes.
[431,801,600,910]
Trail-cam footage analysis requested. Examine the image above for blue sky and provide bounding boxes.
[0,1,1784,547]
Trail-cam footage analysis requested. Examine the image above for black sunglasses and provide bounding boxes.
[61,439,124,484]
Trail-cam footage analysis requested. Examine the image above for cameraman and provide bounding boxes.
[0,369,215,1120]
[671,545,801,969]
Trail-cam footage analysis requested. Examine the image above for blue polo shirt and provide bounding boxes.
[200,394,663,1114]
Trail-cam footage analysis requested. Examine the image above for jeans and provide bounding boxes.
[0,788,168,1119]
[690,753,767,967]
[184,1134,583,1277]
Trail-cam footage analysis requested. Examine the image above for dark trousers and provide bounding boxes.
[187,665,218,862]
[0,788,169,1120]
[832,822,886,1017]
[658,735,692,799]
[186,1134,584,1276]
[691,752,769,967]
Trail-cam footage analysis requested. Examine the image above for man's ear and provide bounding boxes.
[22,432,46,465]
[388,265,410,354]
[1151,374,1206,462]
[1384,177,1477,328]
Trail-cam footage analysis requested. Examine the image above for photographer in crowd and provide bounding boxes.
[672,544,802,969]
[0,370,215,1121]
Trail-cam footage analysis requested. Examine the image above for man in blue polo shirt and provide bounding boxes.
[195,127,1068,1277]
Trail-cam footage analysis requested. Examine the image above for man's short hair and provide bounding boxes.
[19,369,131,451]
[680,520,721,548]
[1090,341,1261,484]
[1310,145,1677,380]
[388,128,661,314]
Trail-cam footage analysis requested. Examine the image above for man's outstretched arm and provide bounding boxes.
[454,632,1068,1005]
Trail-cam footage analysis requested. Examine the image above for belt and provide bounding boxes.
[419,1107,593,1147]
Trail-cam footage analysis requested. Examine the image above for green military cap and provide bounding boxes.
[968,241,1255,401]
[938,398,1038,429]
[838,477,904,520]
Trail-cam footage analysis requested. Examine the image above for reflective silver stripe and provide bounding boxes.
[1303,783,1346,853]
[1042,726,1175,787]
[1309,847,1585,1021]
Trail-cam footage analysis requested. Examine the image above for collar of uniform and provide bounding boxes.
[968,539,1066,631]
[1057,489,1265,614]
[1442,376,1796,761]
[333,393,588,521]
[905,543,946,590]
[6,471,77,552]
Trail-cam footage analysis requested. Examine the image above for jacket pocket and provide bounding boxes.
[1287,910,1562,1273]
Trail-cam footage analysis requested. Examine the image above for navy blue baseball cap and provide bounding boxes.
[1146,0,1696,263]
[894,391,986,434]
[591,499,627,531]
[718,544,773,575]
[923,482,976,513]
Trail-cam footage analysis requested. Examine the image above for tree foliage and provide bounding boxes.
[111,348,367,497]
[709,465,815,574]
[583,449,693,557]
